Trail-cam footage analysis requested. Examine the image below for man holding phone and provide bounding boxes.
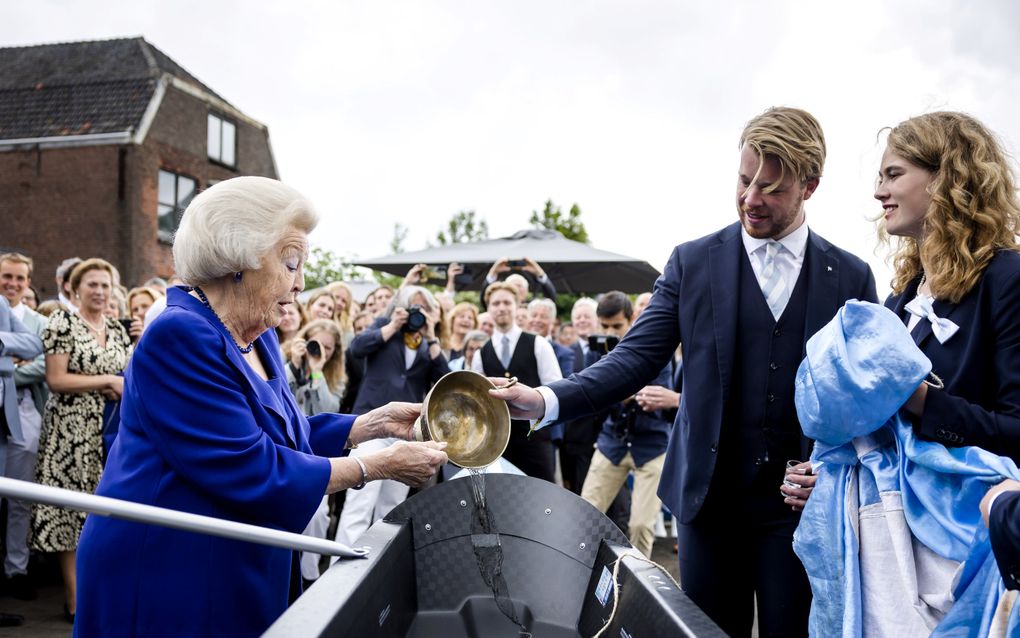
[480,257,556,308]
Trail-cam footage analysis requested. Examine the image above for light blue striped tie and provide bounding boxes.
[500,335,512,368]
[760,240,790,320]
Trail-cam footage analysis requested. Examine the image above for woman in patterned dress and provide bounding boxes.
[34,258,131,621]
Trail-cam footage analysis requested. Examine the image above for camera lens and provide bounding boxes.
[402,304,427,333]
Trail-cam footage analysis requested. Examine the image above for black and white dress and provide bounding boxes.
[32,309,131,552]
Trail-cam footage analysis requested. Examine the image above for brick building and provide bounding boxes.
[0,37,278,294]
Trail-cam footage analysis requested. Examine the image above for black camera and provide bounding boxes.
[402,304,427,333]
[306,340,322,358]
[587,334,620,356]
[507,259,527,269]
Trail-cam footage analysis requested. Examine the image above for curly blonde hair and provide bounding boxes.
[881,112,1020,303]
[740,107,826,194]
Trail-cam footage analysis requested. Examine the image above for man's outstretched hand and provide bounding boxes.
[488,379,546,420]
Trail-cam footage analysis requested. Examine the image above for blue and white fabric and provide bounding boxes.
[793,300,1020,637]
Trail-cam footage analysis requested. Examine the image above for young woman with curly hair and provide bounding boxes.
[876,111,1020,461]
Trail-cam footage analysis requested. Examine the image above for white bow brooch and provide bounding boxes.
[905,295,960,344]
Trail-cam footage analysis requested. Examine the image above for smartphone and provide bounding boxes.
[507,259,527,269]
[422,266,447,282]
[118,318,133,333]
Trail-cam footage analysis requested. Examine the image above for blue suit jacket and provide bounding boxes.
[0,296,42,453]
[75,288,354,637]
[548,222,877,523]
[349,317,449,413]
[885,250,1020,461]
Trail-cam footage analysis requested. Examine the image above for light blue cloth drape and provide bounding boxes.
[792,300,1020,637]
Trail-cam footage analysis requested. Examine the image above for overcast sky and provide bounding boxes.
[6,0,1020,297]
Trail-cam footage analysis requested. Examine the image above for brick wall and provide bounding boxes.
[0,83,277,295]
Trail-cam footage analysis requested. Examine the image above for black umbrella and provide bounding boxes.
[353,229,661,294]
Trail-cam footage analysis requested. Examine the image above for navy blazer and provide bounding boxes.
[349,317,449,413]
[990,490,1020,590]
[75,288,354,637]
[548,222,877,523]
[885,250,1020,461]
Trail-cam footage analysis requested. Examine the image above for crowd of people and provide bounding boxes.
[1,106,1019,636]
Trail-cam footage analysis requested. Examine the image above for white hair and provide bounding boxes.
[172,176,318,285]
[527,297,556,317]
[384,285,438,317]
[572,297,597,315]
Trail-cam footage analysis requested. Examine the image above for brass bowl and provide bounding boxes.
[413,370,512,469]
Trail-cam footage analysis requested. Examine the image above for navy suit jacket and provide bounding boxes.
[75,288,354,637]
[548,222,877,523]
[885,250,1020,461]
[990,490,1020,590]
[349,317,449,413]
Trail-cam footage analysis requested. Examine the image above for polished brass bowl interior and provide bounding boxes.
[419,370,510,469]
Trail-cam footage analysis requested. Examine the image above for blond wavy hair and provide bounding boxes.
[297,319,346,392]
[739,107,826,194]
[880,112,1020,303]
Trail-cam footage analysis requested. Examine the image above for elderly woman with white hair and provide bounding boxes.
[74,177,448,637]
[333,284,449,552]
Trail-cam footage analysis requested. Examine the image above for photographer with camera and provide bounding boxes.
[334,285,448,549]
[479,257,557,309]
[577,291,674,558]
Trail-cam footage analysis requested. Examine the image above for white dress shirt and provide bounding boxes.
[538,220,811,427]
[471,324,562,385]
[740,219,810,298]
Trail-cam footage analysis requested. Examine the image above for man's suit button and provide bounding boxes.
[935,428,946,438]
[710,444,718,453]
[767,393,775,403]
[754,457,763,465]
[769,362,778,371]
[773,328,781,337]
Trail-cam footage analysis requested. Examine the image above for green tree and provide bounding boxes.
[435,210,489,245]
[303,246,361,289]
[529,199,590,244]
[390,222,409,253]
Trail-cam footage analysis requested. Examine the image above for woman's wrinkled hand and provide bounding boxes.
[367,441,448,487]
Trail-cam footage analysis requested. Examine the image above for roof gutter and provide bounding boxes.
[0,131,132,151]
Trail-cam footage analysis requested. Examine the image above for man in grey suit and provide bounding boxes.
[0,252,47,603]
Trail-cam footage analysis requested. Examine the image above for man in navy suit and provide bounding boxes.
[493,107,878,637]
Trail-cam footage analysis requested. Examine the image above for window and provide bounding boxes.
[157,170,196,242]
[207,113,236,167]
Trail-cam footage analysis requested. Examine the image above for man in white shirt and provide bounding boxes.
[472,282,561,480]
